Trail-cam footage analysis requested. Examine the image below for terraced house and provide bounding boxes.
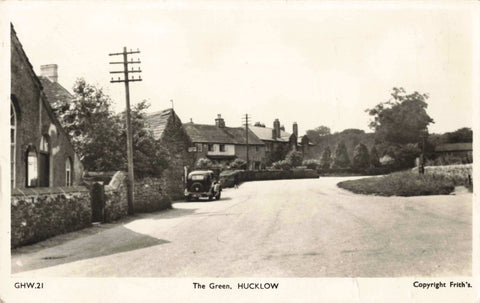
[249,119,299,165]
[183,114,266,170]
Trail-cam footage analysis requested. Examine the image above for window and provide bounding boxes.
[11,102,16,188]
[197,143,202,152]
[256,146,259,152]
[219,144,225,152]
[26,148,38,187]
[208,144,214,152]
[65,157,73,186]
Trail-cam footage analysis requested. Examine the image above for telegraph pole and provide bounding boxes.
[109,47,142,215]
[242,114,250,170]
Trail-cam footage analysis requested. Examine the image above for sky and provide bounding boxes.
[4,1,476,136]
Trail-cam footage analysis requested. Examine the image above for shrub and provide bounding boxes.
[195,158,213,169]
[352,143,370,169]
[319,146,332,169]
[426,154,473,166]
[285,150,303,167]
[395,143,420,168]
[271,160,292,170]
[229,158,247,169]
[337,170,456,196]
[370,146,380,167]
[332,141,350,168]
[302,159,320,170]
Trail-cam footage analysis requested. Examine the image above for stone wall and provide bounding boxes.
[424,164,473,185]
[134,177,171,212]
[11,186,91,248]
[103,171,128,222]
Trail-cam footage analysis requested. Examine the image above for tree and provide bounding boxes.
[56,79,168,177]
[285,150,303,167]
[366,87,434,144]
[369,146,380,167]
[254,122,266,127]
[319,146,332,169]
[57,78,123,171]
[441,127,472,143]
[118,100,169,179]
[306,125,331,144]
[196,158,213,169]
[332,141,350,168]
[352,143,370,169]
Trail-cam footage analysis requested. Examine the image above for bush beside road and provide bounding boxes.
[337,171,456,196]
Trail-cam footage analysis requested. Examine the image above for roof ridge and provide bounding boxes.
[147,108,173,117]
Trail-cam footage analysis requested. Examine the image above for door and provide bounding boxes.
[91,182,105,222]
[38,152,49,187]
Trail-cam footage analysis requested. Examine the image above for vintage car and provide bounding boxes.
[184,170,221,201]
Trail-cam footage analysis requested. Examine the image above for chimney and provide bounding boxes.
[272,129,277,140]
[273,119,281,139]
[40,64,58,83]
[215,114,225,128]
[293,122,298,137]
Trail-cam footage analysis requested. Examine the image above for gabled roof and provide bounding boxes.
[38,76,74,108]
[183,123,264,145]
[146,108,177,140]
[249,125,292,142]
[11,24,77,151]
[435,142,472,152]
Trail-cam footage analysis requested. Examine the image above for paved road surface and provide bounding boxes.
[12,177,472,277]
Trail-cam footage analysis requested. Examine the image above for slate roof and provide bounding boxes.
[146,109,176,140]
[435,143,472,152]
[249,125,292,142]
[38,76,74,109]
[183,123,264,145]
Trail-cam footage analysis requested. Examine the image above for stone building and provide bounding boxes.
[10,25,83,189]
[146,108,194,199]
[183,114,266,170]
[10,24,92,247]
[250,119,298,165]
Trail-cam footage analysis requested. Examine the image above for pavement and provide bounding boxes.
[11,176,472,277]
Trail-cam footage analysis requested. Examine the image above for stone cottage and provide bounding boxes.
[145,108,194,199]
[183,114,266,170]
[249,119,298,165]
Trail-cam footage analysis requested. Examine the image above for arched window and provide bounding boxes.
[26,147,38,187]
[11,102,16,188]
[65,157,73,186]
[38,135,50,187]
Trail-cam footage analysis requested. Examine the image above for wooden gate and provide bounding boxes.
[91,182,105,222]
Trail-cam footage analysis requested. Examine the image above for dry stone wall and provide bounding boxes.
[11,186,91,248]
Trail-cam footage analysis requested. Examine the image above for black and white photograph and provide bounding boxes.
[0,1,478,302]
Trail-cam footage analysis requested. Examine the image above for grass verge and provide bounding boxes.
[337,171,457,196]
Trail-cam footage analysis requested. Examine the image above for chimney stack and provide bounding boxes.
[273,119,281,139]
[40,64,58,83]
[215,114,225,128]
[293,122,298,137]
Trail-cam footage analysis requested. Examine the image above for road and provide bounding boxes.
[12,177,472,277]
